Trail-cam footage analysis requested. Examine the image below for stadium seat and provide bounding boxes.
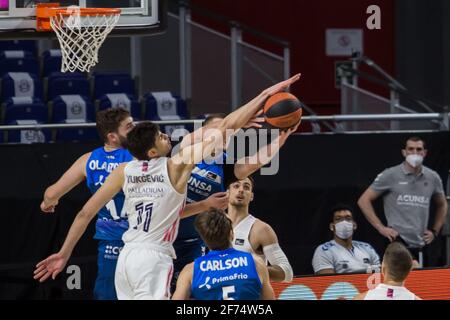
[98,93,141,119]
[93,72,135,99]
[3,97,48,124]
[5,119,50,144]
[144,91,191,138]
[52,95,95,123]
[55,119,98,142]
[47,73,90,101]
[42,49,62,77]
[0,51,39,76]
[1,72,43,101]
[0,50,34,59]
[0,40,37,56]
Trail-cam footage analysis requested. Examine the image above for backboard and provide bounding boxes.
[0,0,166,38]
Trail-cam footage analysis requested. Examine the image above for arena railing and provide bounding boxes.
[0,113,449,133]
[171,0,291,114]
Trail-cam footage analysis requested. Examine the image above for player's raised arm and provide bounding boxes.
[181,192,229,219]
[168,135,220,194]
[220,74,301,132]
[33,163,127,282]
[40,152,91,213]
[178,74,301,150]
[234,122,300,179]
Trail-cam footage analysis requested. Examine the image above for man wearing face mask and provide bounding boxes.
[358,137,448,268]
[312,204,380,275]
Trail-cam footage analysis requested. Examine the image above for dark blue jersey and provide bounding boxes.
[176,153,228,241]
[191,248,262,300]
[86,147,133,240]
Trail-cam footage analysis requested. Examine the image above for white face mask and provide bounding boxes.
[406,154,424,168]
[334,221,354,240]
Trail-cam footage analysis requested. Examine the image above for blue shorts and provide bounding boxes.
[94,240,124,300]
[171,238,206,292]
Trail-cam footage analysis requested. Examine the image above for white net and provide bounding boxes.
[50,7,120,73]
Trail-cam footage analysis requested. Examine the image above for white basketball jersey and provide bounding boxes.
[121,158,186,258]
[232,214,266,261]
[364,284,416,300]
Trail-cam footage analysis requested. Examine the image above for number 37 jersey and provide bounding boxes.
[121,158,186,258]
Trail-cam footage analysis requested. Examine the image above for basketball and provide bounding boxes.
[263,92,302,129]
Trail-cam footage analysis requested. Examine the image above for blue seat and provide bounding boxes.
[5,120,50,144]
[0,40,37,56]
[52,95,95,123]
[1,72,43,102]
[48,71,85,80]
[93,72,135,99]
[3,98,48,124]
[47,74,90,101]
[55,119,98,142]
[143,92,192,137]
[144,92,189,120]
[92,71,131,79]
[0,50,34,59]
[0,51,39,76]
[98,94,141,119]
[51,94,97,142]
[42,50,62,77]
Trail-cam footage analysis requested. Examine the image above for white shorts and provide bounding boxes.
[115,245,174,300]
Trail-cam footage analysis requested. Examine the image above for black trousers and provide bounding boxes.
[389,237,426,266]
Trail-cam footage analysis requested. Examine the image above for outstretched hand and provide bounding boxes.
[264,73,301,97]
[40,200,58,213]
[243,110,265,129]
[205,192,229,211]
[278,121,301,146]
[33,253,68,282]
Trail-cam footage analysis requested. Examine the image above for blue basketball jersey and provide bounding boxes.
[176,153,227,240]
[86,147,133,240]
[191,248,262,300]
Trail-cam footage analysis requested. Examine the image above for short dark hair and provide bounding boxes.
[383,242,413,282]
[96,108,131,143]
[226,175,255,191]
[330,204,354,221]
[126,122,160,160]
[204,113,226,126]
[405,136,426,149]
[195,209,232,251]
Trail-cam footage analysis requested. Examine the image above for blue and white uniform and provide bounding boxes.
[85,147,133,300]
[173,153,231,285]
[191,248,262,300]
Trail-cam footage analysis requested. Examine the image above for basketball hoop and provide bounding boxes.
[37,3,121,73]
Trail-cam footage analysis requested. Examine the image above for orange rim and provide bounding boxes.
[36,3,121,31]
[52,8,121,17]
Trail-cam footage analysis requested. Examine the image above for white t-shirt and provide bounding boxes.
[312,240,380,274]
[365,284,417,300]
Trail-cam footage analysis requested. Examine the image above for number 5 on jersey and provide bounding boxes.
[134,202,154,232]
